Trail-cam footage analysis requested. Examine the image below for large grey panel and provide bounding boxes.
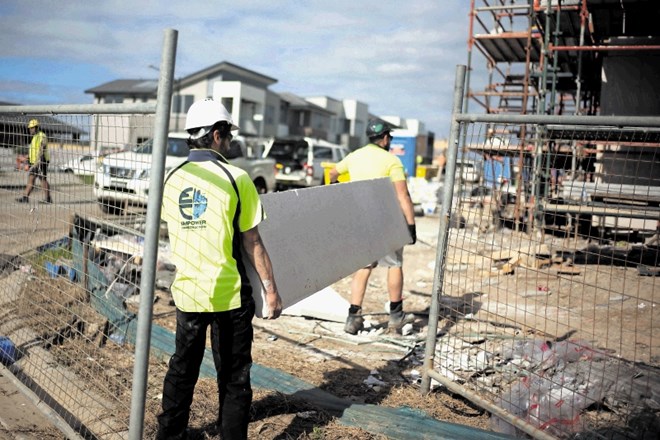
[245,178,411,318]
[600,54,660,117]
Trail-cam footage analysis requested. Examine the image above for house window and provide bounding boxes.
[221,98,233,113]
[104,95,124,104]
[279,102,289,125]
[173,94,194,114]
[354,120,364,136]
[265,105,275,125]
[343,119,351,132]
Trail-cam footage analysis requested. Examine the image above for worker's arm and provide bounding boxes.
[328,167,340,183]
[393,180,417,244]
[37,134,47,164]
[242,226,282,319]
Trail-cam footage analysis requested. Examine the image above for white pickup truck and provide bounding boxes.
[94,132,276,214]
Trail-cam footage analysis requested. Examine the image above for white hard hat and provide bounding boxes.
[185,98,239,139]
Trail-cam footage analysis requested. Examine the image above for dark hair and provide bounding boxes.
[369,132,389,143]
[186,121,232,149]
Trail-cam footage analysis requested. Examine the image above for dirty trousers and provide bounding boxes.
[157,299,255,440]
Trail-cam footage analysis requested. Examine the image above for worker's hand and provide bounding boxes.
[264,291,282,320]
[408,224,417,245]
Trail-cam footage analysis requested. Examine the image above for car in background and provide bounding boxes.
[263,137,349,190]
[455,159,481,183]
[94,133,276,214]
[454,150,484,184]
[58,154,99,176]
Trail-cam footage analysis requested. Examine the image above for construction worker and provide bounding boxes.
[157,98,282,440]
[329,119,416,335]
[17,119,52,203]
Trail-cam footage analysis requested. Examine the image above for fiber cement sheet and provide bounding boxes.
[245,178,411,318]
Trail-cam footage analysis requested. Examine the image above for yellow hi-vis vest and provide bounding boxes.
[29,131,49,164]
[161,149,265,312]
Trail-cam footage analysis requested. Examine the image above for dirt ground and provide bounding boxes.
[1,159,658,439]
[1,213,498,440]
[139,213,498,438]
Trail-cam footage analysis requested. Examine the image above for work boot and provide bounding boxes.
[344,313,364,335]
[16,195,28,203]
[155,427,187,440]
[388,304,415,334]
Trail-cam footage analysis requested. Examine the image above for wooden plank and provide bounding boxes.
[246,179,411,318]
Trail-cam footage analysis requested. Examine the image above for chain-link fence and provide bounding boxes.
[0,110,160,439]
[0,30,176,439]
[422,66,660,439]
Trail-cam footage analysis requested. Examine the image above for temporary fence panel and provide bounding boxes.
[0,29,176,439]
[422,66,660,439]
[0,109,158,439]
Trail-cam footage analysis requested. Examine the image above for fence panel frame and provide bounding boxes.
[421,64,660,440]
[0,28,176,439]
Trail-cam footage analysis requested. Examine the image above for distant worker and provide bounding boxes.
[157,98,283,440]
[578,143,597,183]
[17,119,52,204]
[329,119,417,335]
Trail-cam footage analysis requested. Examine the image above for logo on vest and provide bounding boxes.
[178,187,208,229]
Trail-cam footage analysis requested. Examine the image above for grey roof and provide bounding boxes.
[279,92,333,114]
[85,61,279,96]
[180,61,277,88]
[84,79,158,95]
[0,113,87,136]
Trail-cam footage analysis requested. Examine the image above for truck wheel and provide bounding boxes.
[98,199,123,215]
[254,179,268,194]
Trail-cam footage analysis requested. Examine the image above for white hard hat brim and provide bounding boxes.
[188,122,239,140]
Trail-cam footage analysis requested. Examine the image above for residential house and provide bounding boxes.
[85,60,428,154]
[306,96,369,148]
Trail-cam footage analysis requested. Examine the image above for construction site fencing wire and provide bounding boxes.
[421,65,660,440]
[0,109,160,439]
[0,29,177,440]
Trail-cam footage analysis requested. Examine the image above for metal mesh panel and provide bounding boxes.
[0,112,158,437]
[424,118,660,439]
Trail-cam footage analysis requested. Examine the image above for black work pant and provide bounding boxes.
[157,298,255,440]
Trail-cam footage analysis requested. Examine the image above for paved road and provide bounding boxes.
[0,147,146,254]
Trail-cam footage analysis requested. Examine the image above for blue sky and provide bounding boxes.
[0,1,475,138]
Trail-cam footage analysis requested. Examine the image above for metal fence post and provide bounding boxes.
[420,64,467,393]
[128,28,178,440]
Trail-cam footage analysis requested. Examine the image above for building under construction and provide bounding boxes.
[463,0,660,236]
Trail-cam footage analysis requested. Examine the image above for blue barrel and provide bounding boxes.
[0,336,16,365]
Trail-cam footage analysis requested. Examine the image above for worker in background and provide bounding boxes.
[578,143,597,183]
[17,118,51,204]
[157,99,282,440]
[329,119,416,335]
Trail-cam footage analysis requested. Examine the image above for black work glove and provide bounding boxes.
[408,224,417,245]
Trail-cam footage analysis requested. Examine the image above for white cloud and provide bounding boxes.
[0,0,471,136]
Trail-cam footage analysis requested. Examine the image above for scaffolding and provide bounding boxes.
[464,0,660,235]
[467,0,659,116]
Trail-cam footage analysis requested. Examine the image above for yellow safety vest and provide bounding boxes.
[29,131,49,164]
